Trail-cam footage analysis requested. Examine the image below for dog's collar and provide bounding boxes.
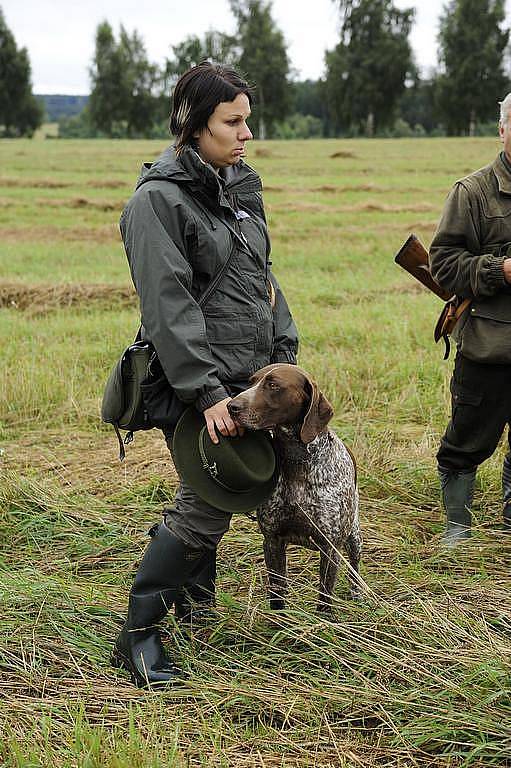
[274,426,327,463]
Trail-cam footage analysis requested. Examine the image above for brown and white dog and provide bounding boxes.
[227,364,362,612]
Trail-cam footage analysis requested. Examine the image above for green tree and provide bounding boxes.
[0,7,43,137]
[118,27,160,136]
[165,30,239,86]
[291,79,329,137]
[230,0,292,139]
[325,0,414,136]
[398,75,439,134]
[88,22,126,135]
[89,22,160,137]
[436,0,510,135]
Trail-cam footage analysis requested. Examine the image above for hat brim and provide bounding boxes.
[172,407,278,514]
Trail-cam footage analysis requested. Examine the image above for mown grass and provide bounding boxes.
[1,136,511,767]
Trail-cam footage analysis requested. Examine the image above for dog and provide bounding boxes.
[227,363,362,612]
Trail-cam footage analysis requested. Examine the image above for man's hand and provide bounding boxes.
[203,397,245,444]
[504,257,511,284]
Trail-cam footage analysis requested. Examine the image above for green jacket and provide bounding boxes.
[120,145,298,410]
[430,152,511,363]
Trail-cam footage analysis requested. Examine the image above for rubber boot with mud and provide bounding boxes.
[112,520,208,687]
[439,468,475,547]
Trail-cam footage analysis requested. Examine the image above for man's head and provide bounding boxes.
[499,93,511,159]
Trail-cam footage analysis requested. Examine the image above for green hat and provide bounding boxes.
[172,406,278,514]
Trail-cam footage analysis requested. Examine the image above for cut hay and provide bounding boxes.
[1,427,178,498]
[330,150,357,159]
[39,196,126,212]
[0,223,121,244]
[0,282,136,314]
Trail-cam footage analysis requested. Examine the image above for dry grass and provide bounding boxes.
[0,223,121,243]
[0,176,128,189]
[0,281,136,313]
[1,427,178,497]
[330,150,357,159]
[38,196,126,212]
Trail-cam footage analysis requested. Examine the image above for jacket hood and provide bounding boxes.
[135,144,262,197]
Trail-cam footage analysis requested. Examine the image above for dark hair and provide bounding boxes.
[170,61,253,154]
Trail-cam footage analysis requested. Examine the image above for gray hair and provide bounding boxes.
[499,93,511,126]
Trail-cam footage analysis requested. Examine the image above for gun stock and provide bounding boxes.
[395,234,453,302]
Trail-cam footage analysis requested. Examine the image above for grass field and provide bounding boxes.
[1,136,511,767]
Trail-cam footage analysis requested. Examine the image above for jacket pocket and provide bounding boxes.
[481,197,511,219]
[459,295,511,363]
[204,310,257,381]
[449,381,483,451]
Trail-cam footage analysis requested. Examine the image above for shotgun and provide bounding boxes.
[394,234,453,301]
[394,233,470,358]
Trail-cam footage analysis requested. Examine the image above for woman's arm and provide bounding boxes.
[121,186,229,409]
[269,272,299,364]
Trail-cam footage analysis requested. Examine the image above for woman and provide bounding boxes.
[112,62,298,687]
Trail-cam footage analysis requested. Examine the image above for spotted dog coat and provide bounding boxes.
[228,364,362,612]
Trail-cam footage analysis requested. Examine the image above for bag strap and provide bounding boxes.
[434,297,471,360]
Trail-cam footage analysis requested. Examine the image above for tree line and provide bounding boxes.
[1,0,510,139]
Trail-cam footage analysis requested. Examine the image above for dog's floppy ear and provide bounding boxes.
[300,377,334,443]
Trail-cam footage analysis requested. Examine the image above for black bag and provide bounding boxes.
[139,352,186,430]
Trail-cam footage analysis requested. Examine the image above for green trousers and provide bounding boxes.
[162,429,232,550]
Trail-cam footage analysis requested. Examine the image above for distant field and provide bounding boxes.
[1,136,510,767]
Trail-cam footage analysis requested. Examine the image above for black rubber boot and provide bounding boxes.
[502,455,511,531]
[439,468,475,547]
[112,521,208,688]
[174,547,218,626]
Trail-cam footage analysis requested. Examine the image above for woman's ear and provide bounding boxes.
[300,377,334,443]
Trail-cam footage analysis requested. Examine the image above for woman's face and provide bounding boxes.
[195,93,253,169]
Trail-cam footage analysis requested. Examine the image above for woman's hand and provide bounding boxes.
[203,397,245,444]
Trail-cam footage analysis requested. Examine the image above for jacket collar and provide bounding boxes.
[492,152,511,195]
[136,143,261,200]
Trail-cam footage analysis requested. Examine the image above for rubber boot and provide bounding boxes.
[502,455,511,531]
[439,468,475,546]
[112,521,208,688]
[174,547,218,627]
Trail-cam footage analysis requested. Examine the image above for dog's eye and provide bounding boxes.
[268,381,280,391]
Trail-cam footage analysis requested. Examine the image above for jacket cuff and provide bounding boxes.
[270,351,297,365]
[195,385,230,412]
[486,254,508,290]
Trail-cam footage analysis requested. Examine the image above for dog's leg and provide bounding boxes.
[318,545,340,613]
[263,537,287,610]
[344,527,363,601]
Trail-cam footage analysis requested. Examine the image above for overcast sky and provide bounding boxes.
[5,0,454,94]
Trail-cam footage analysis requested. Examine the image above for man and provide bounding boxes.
[430,93,511,545]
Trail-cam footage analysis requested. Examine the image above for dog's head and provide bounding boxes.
[227,363,333,443]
